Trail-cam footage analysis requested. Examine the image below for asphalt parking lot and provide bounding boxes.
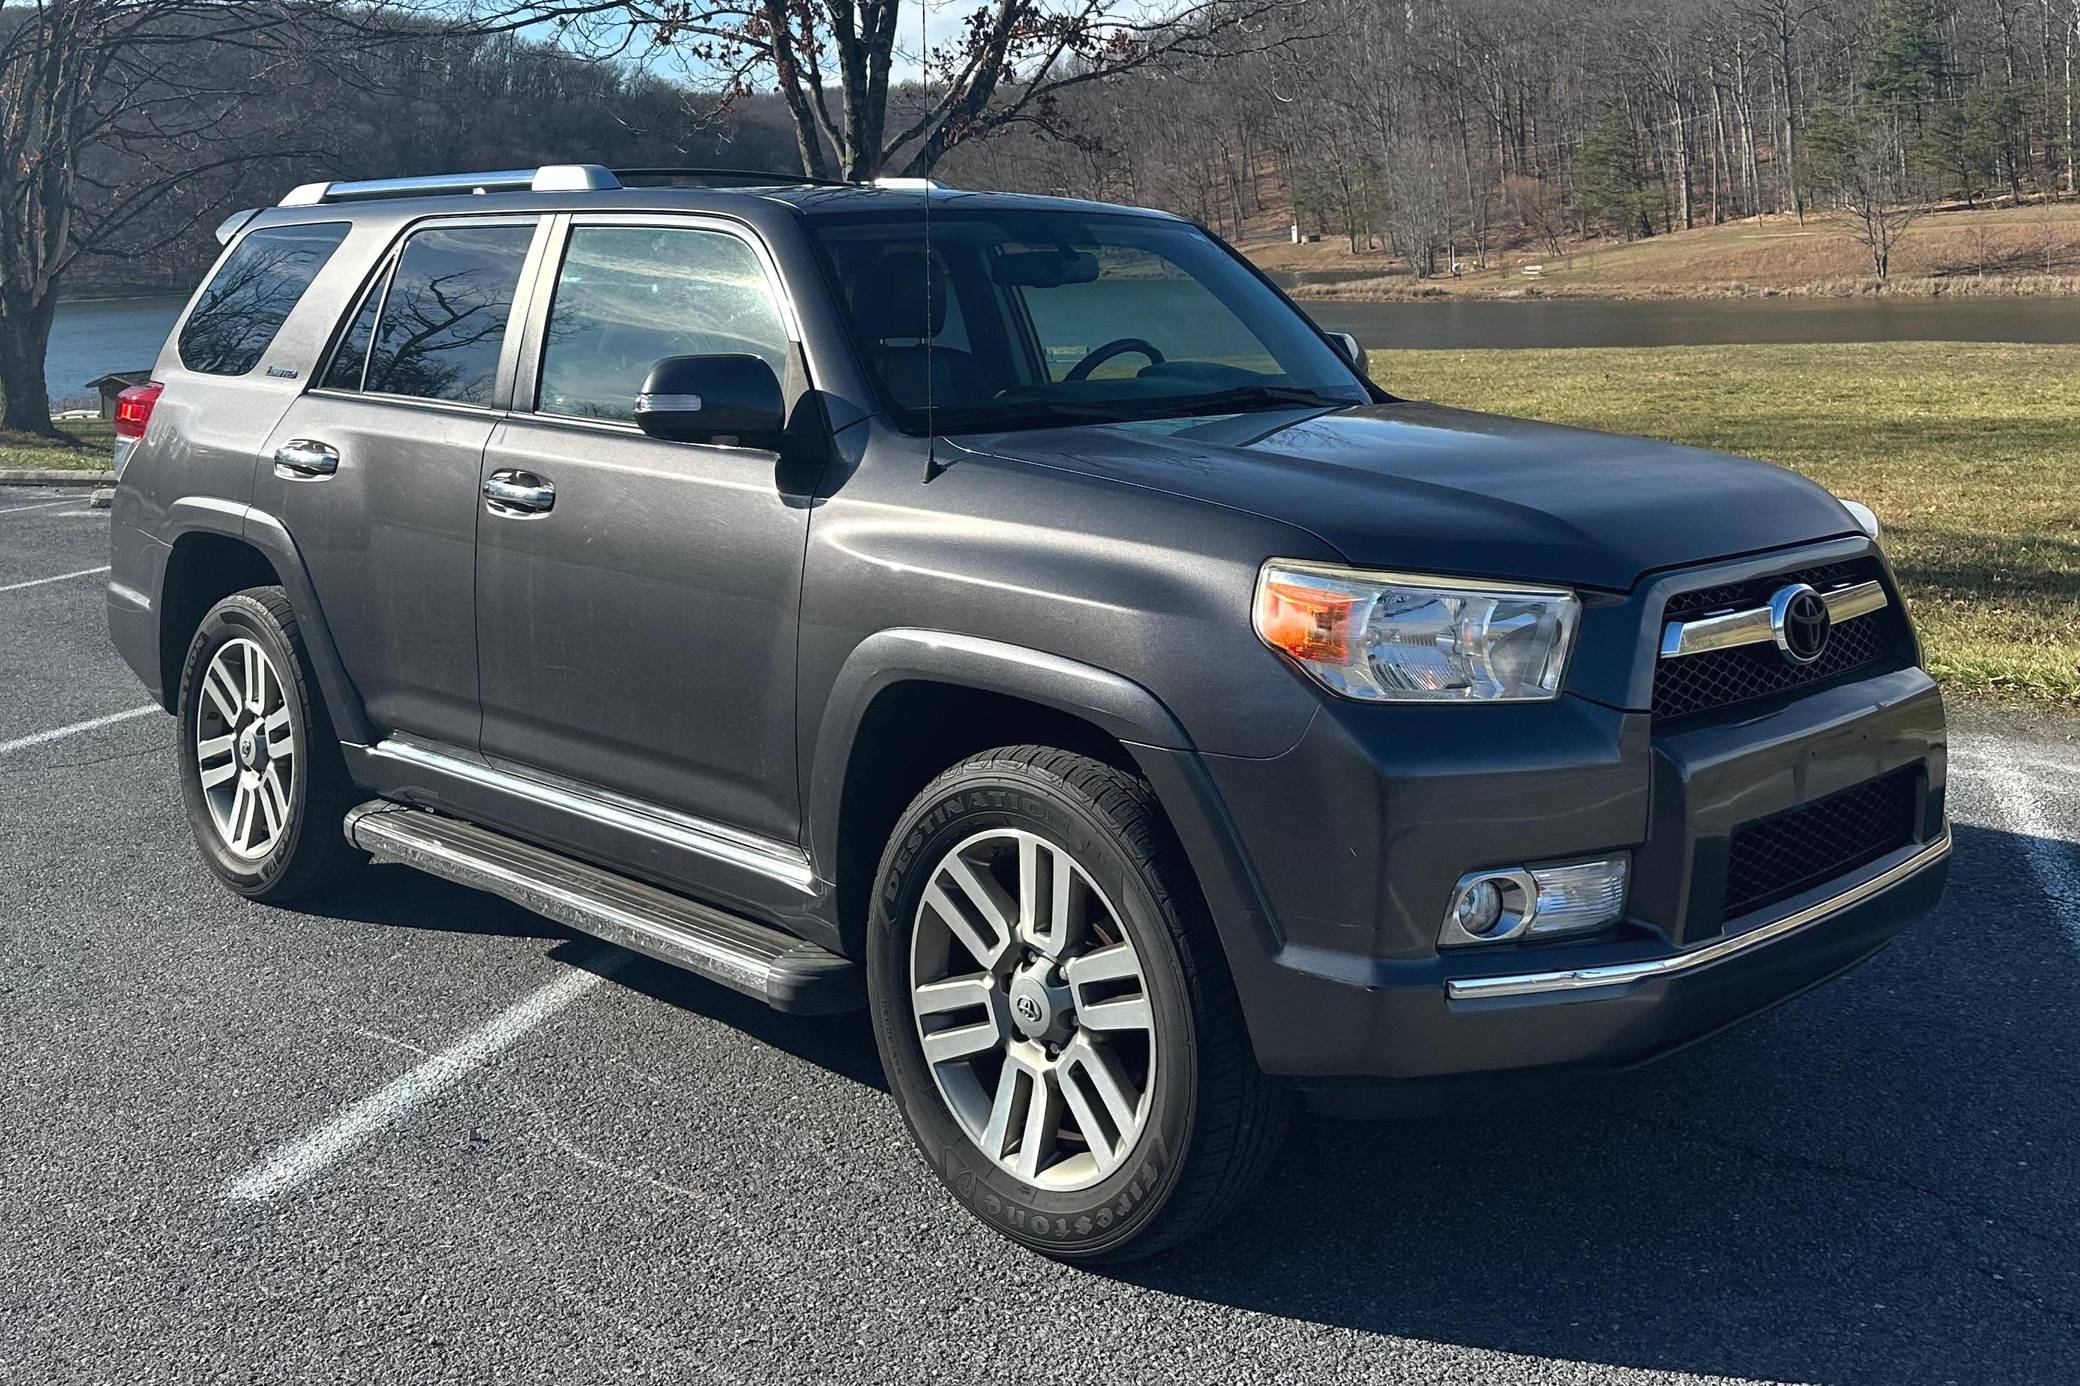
[3,485,2077,1386]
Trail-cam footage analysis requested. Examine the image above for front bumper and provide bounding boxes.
[1175,660,1948,1092]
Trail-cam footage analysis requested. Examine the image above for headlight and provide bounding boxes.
[1839,498,1881,540]
[1254,560,1579,702]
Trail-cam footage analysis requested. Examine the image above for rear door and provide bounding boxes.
[474,214,812,847]
[260,217,547,747]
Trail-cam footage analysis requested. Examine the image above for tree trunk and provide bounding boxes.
[2055,10,2071,195]
[0,295,59,437]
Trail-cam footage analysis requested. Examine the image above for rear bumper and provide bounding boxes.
[1153,663,1948,1093]
[106,521,170,708]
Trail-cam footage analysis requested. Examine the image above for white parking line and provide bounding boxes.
[1968,749,2080,944]
[0,565,110,594]
[0,498,74,516]
[226,963,607,1201]
[0,704,161,755]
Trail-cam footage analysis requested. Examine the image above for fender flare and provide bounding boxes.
[165,498,375,746]
[805,630,1284,971]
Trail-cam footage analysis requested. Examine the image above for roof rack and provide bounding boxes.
[278,164,621,207]
[612,166,853,189]
[274,162,952,209]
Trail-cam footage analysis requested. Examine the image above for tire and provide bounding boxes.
[175,586,363,902]
[867,745,1291,1262]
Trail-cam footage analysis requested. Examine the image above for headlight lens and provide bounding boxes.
[1254,560,1579,702]
[1839,498,1881,540]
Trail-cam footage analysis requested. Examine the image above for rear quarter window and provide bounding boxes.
[177,223,351,375]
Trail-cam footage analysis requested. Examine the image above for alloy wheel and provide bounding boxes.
[909,828,1157,1191]
[194,636,296,860]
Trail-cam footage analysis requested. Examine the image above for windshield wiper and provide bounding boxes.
[929,386,1354,436]
[930,399,1143,432]
[1157,385,1353,417]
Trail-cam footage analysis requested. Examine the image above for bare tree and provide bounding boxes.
[1811,112,1929,280]
[488,0,1315,182]
[0,1,356,434]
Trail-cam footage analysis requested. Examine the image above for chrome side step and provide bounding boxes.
[345,802,860,1014]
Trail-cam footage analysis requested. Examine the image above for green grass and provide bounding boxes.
[1375,342,2080,709]
[0,419,115,470]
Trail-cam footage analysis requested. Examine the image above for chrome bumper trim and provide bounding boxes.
[1660,580,1888,659]
[1445,825,1950,1002]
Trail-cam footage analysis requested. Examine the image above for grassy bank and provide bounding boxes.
[1376,342,2080,708]
[1256,200,2080,300]
[0,420,114,470]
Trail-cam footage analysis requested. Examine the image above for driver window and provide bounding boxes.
[1008,244,1280,381]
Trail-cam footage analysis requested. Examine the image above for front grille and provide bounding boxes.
[1723,768,1918,919]
[1653,558,1910,720]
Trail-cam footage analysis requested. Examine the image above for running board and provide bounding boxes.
[344,802,860,1014]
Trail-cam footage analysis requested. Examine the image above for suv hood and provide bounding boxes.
[951,401,1858,591]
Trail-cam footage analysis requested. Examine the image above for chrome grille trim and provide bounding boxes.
[1659,580,1888,659]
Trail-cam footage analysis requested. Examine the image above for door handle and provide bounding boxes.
[273,439,339,479]
[483,470,556,516]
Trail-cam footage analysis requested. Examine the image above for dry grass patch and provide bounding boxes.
[1260,201,2080,299]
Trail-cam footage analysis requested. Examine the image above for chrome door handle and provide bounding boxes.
[483,470,555,515]
[273,439,339,479]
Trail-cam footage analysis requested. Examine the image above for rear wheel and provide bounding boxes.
[175,587,362,901]
[867,745,1290,1262]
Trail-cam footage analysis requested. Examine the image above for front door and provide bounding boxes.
[474,217,812,850]
[263,217,543,748]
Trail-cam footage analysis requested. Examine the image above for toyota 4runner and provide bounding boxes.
[107,164,1950,1261]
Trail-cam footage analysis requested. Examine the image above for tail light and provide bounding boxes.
[113,381,163,440]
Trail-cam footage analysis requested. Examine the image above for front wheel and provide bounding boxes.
[867,746,1290,1262]
[175,587,363,902]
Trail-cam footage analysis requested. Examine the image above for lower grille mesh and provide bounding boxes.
[1724,768,1918,920]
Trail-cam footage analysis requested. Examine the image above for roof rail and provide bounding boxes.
[278,164,621,207]
[871,176,947,191]
[612,166,853,189]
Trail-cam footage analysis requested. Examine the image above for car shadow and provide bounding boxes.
[297,823,2076,1384]
[1102,820,2080,1385]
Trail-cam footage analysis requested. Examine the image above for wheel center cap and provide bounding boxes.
[1007,963,1074,1043]
[237,724,260,769]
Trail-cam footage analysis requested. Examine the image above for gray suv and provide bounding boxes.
[107,164,1951,1261]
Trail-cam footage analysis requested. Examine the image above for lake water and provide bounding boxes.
[47,295,186,409]
[43,289,2080,407]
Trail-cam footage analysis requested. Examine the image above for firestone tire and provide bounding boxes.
[174,586,364,902]
[867,745,1291,1263]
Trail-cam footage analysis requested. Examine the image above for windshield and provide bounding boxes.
[805,208,1371,434]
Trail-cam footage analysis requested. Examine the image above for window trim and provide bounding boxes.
[175,220,352,378]
[516,212,808,428]
[302,213,550,416]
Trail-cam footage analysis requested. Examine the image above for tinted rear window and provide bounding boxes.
[364,224,534,406]
[178,223,350,376]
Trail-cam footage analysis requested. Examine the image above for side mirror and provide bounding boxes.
[1328,331,1368,377]
[635,354,785,446]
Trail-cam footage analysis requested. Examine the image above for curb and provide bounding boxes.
[0,469,117,486]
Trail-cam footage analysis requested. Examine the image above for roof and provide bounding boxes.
[85,369,152,388]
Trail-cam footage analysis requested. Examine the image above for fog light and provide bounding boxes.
[1439,857,1629,948]
[1453,879,1505,936]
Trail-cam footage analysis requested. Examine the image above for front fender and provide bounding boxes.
[805,629,1291,1023]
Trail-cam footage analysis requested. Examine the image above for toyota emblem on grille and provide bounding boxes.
[1769,583,1832,665]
